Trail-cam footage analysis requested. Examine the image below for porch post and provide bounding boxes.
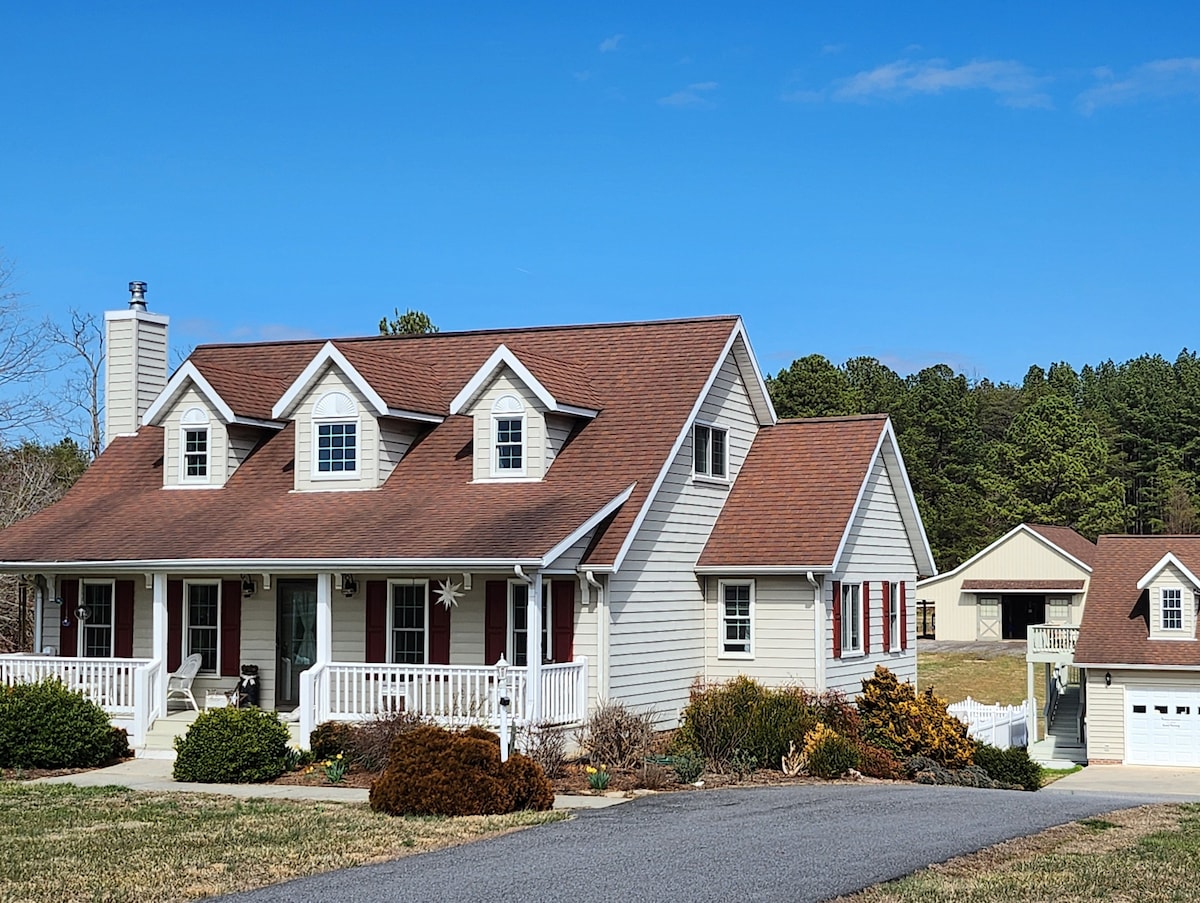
[316,573,333,664]
[152,573,168,715]
[528,570,543,724]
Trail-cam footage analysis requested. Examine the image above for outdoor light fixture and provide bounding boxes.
[1105,671,1112,687]
[241,575,256,598]
[341,575,358,597]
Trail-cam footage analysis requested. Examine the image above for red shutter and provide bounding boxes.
[114,580,135,658]
[900,581,908,651]
[167,580,183,671]
[485,580,508,665]
[551,580,575,663]
[428,590,451,665]
[881,582,892,653]
[365,580,388,663]
[220,580,242,677]
[831,580,842,659]
[863,582,871,655]
[59,579,79,657]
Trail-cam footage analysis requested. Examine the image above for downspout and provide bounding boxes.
[807,571,825,692]
[584,570,607,700]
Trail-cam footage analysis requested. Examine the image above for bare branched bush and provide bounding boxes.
[517,722,568,778]
[576,701,655,770]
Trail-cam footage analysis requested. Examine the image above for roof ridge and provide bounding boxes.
[775,414,889,424]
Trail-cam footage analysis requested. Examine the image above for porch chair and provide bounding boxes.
[166,654,203,712]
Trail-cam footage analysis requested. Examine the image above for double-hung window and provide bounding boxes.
[841,582,862,654]
[81,581,114,657]
[888,582,900,650]
[180,407,210,483]
[510,582,551,667]
[313,391,359,478]
[186,582,220,673]
[693,423,727,478]
[1162,587,1183,631]
[391,581,427,664]
[719,581,754,658]
[491,395,525,476]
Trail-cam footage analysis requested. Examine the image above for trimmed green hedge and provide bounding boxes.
[173,707,290,783]
[0,679,117,769]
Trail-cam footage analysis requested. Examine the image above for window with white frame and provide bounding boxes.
[888,582,900,650]
[841,582,862,654]
[510,581,551,667]
[81,581,114,656]
[313,391,359,477]
[719,581,754,657]
[1162,587,1184,630]
[180,407,210,482]
[492,395,525,476]
[1048,595,1071,624]
[391,581,427,664]
[693,423,727,478]
[185,582,220,673]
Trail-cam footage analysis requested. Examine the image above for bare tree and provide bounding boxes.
[0,252,57,437]
[49,309,104,458]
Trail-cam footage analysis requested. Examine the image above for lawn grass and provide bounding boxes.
[0,783,565,902]
[918,652,1045,711]
[836,803,1198,903]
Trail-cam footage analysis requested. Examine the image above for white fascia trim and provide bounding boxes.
[448,344,598,418]
[611,323,742,572]
[142,362,237,426]
[1076,661,1200,671]
[0,557,545,575]
[231,416,287,429]
[557,403,601,418]
[917,523,1092,588]
[695,566,833,576]
[732,318,778,426]
[385,408,446,424]
[540,483,636,568]
[272,342,390,420]
[831,419,937,577]
[1136,553,1200,591]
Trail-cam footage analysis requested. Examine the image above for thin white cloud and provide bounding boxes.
[1077,57,1200,113]
[598,34,624,53]
[788,57,1052,109]
[573,70,591,82]
[821,43,846,55]
[658,81,719,108]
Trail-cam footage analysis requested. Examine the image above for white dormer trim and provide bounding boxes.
[272,342,445,424]
[918,523,1093,590]
[449,344,599,418]
[1137,553,1200,592]
[143,361,286,430]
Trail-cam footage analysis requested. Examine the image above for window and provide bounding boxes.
[312,391,359,478]
[491,395,525,476]
[1162,587,1183,630]
[841,583,862,654]
[391,581,427,664]
[888,582,900,651]
[510,582,550,667]
[693,423,727,478]
[180,407,210,482]
[81,581,114,656]
[186,582,220,673]
[1048,595,1071,624]
[719,581,754,658]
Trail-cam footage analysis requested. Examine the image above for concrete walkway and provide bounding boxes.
[1042,764,1200,800]
[28,756,626,809]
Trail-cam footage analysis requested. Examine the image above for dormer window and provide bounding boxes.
[492,395,525,477]
[694,423,727,478]
[1162,587,1183,630]
[180,407,210,483]
[313,391,359,479]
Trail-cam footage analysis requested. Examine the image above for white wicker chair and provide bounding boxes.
[166,653,203,712]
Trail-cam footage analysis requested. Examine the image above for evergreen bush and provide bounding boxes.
[803,723,860,779]
[0,679,116,769]
[673,677,817,769]
[972,742,1042,791]
[857,666,974,768]
[173,707,290,783]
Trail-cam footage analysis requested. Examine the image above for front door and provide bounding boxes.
[277,579,317,709]
[1001,594,1046,640]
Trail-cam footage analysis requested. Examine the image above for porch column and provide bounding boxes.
[528,570,543,723]
[316,573,333,664]
[152,573,168,714]
[1027,659,1037,742]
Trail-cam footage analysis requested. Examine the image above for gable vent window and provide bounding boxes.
[693,423,727,478]
[1162,587,1183,630]
[313,391,359,478]
[180,407,210,482]
[492,394,525,476]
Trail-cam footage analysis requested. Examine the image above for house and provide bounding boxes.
[917,524,1096,642]
[0,284,935,750]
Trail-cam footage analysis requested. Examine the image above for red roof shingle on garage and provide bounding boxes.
[960,579,1086,591]
[1025,524,1097,567]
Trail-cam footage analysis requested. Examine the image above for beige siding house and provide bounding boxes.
[0,286,935,751]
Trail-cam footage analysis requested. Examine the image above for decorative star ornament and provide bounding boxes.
[436,578,463,610]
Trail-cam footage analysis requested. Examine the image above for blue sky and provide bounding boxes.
[3,2,1199,384]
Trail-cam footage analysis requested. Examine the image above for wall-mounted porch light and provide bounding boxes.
[341,575,359,597]
[241,575,257,598]
[1105,671,1112,687]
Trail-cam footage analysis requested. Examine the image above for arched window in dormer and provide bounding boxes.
[180,407,210,482]
[491,394,525,476]
[313,391,359,477]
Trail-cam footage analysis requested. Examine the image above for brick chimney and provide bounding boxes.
[103,281,168,449]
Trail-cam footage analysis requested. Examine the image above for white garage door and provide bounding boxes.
[1127,689,1200,766]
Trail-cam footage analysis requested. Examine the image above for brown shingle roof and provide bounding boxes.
[961,579,1085,591]
[1025,524,1097,567]
[696,416,887,569]
[1075,535,1200,667]
[0,317,741,565]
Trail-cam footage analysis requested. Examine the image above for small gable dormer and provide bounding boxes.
[449,344,599,483]
[1138,553,1200,641]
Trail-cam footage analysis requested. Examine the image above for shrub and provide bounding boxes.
[0,679,115,769]
[670,749,705,784]
[857,666,974,768]
[638,761,672,790]
[309,721,356,762]
[803,723,860,779]
[173,707,290,783]
[904,755,1014,790]
[973,743,1041,792]
[109,727,132,761]
[517,722,568,779]
[673,677,817,769]
[370,724,554,817]
[852,740,902,780]
[807,690,861,739]
[349,711,426,772]
[577,700,654,770]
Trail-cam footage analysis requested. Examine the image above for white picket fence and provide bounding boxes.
[948,697,1029,749]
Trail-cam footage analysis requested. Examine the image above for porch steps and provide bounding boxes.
[1030,686,1086,767]
[134,709,305,760]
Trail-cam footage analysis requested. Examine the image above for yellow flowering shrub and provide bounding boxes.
[857,666,973,768]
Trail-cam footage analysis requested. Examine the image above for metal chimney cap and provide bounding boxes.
[128,281,148,311]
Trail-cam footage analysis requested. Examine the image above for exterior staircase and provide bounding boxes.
[1028,683,1086,767]
[133,708,305,760]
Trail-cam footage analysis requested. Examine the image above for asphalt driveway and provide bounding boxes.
[221,782,1166,903]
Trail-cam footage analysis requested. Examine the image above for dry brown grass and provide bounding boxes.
[918,652,1045,711]
[0,783,565,902]
[835,804,1199,903]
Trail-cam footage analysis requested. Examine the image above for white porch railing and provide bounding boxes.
[0,654,160,746]
[1028,624,1079,657]
[300,658,588,747]
[948,696,1030,750]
